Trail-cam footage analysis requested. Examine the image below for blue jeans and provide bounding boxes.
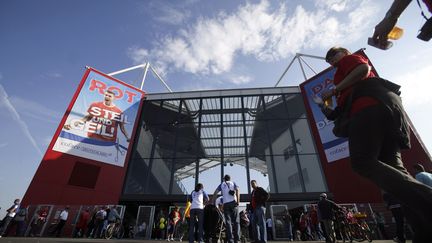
[223,201,240,243]
[189,208,204,243]
[252,206,267,243]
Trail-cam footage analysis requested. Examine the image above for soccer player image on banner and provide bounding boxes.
[63,89,130,143]
[301,68,350,163]
[53,68,144,167]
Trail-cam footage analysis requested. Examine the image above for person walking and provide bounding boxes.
[74,207,90,237]
[321,46,432,243]
[7,205,27,237]
[167,206,181,241]
[317,193,340,243]
[0,199,20,238]
[250,180,269,243]
[212,174,240,243]
[51,206,69,237]
[93,206,106,238]
[188,183,208,243]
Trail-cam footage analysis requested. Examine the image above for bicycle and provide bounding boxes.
[348,214,373,242]
[105,220,124,239]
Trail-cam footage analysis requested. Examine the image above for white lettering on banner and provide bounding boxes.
[70,119,115,138]
[329,146,347,155]
[91,117,113,125]
[88,107,129,123]
[59,141,113,157]
[316,118,333,130]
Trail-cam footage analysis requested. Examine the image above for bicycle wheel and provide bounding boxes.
[105,224,115,239]
[115,225,124,239]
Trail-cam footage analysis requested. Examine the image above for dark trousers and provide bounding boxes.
[223,201,240,243]
[52,219,66,237]
[349,104,432,242]
[252,206,266,243]
[391,207,405,241]
[189,208,204,243]
[0,216,13,236]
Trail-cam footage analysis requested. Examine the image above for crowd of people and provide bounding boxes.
[0,203,122,239]
[1,165,432,242]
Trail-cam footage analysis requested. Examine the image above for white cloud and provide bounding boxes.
[142,1,193,25]
[229,75,253,85]
[46,72,62,79]
[315,0,349,12]
[129,0,379,77]
[394,64,432,107]
[9,96,62,124]
[155,5,191,25]
[0,84,42,156]
[43,136,53,147]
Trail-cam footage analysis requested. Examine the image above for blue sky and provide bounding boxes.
[1,0,431,216]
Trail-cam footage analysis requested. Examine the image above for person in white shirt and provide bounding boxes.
[51,206,69,237]
[189,183,209,243]
[212,174,240,243]
[0,199,20,237]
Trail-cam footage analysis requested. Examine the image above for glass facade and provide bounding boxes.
[123,87,327,200]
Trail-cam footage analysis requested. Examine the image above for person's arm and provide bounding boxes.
[236,187,240,205]
[212,188,220,204]
[321,64,371,101]
[203,191,210,205]
[119,122,130,142]
[372,0,412,45]
[64,114,92,130]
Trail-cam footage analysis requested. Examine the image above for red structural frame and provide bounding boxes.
[300,50,432,203]
[22,67,145,207]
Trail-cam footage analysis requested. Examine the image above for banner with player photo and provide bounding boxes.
[53,68,145,167]
[300,50,376,163]
[300,68,349,163]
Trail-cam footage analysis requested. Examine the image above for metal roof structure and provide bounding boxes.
[109,54,324,183]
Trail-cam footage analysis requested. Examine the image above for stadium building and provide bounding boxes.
[21,51,431,239]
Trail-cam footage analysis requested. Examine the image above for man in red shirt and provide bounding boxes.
[321,47,432,243]
[64,90,130,142]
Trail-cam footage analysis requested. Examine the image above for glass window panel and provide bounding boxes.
[133,122,156,159]
[223,157,248,194]
[270,205,290,239]
[249,120,270,158]
[257,95,289,120]
[148,159,173,195]
[176,122,204,158]
[291,118,317,155]
[273,156,302,193]
[223,96,241,109]
[284,94,307,119]
[175,160,196,195]
[299,155,327,192]
[266,120,294,156]
[124,157,151,194]
[248,156,271,193]
[198,158,222,194]
[202,98,220,111]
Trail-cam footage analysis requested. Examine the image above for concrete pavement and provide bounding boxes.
[0,238,413,243]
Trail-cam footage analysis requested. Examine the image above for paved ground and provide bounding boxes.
[0,238,412,243]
